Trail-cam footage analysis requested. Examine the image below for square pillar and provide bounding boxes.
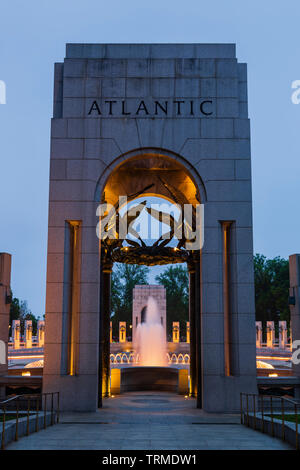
[279,321,287,350]
[119,322,126,343]
[186,321,190,343]
[25,320,33,349]
[201,206,257,413]
[172,322,180,343]
[37,320,45,348]
[12,319,21,349]
[0,253,12,398]
[289,254,300,378]
[266,321,275,348]
[256,321,262,348]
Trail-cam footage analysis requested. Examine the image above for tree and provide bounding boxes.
[111,263,149,336]
[155,265,188,337]
[254,254,290,323]
[9,297,21,324]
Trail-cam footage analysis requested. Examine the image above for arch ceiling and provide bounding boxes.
[102,154,200,208]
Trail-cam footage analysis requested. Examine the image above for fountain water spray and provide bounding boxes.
[134,296,167,366]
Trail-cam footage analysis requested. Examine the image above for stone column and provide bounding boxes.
[99,258,112,403]
[0,253,12,398]
[172,322,180,343]
[266,321,275,348]
[256,321,262,348]
[279,321,287,350]
[195,256,202,409]
[188,262,196,397]
[24,320,33,349]
[119,322,126,343]
[289,327,292,351]
[12,320,21,349]
[37,320,45,347]
[186,322,190,343]
[289,254,300,381]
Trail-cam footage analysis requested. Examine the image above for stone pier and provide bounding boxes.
[172,322,180,343]
[289,254,300,386]
[12,320,21,349]
[43,43,257,412]
[24,320,33,349]
[0,253,12,398]
[37,320,45,348]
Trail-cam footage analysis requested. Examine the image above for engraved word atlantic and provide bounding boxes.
[87,98,214,117]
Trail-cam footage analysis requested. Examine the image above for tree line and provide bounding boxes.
[9,254,290,336]
[111,263,188,339]
[111,254,291,336]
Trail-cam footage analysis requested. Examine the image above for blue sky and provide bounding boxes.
[0,0,299,317]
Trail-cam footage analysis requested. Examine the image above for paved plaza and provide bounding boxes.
[6,392,291,450]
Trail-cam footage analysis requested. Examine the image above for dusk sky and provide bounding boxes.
[0,0,299,317]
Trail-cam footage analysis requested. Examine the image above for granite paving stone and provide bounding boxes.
[6,392,292,450]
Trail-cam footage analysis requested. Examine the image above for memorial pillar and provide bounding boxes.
[186,322,190,343]
[37,320,45,348]
[0,253,12,398]
[172,322,180,343]
[195,255,202,408]
[119,322,126,343]
[289,255,300,382]
[188,262,196,397]
[279,321,287,350]
[266,321,275,348]
[256,321,262,348]
[24,320,33,349]
[12,320,21,349]
[99,257,112,404]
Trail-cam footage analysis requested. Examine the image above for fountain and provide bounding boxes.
[134,296,167,366]
[120,296,181,392]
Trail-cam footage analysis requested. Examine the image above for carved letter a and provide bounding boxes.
[88,100,101,115]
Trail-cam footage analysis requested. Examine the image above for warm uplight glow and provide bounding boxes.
[268,373,278,377]
[25,360,44,368]
[22,371,31,376]
[256,360,275,369]
[256,355,290,362]
[110,352,190,364]
[8,355,44,360]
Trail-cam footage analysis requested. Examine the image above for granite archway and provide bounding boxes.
[97,149,205,407]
